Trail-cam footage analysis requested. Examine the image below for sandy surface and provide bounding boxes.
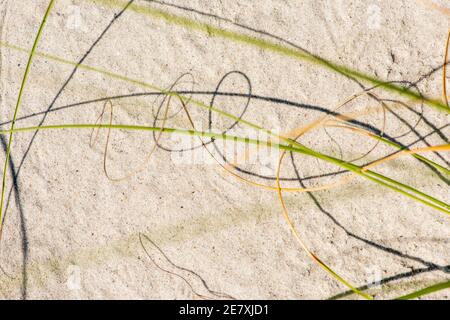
[0,0,449,299]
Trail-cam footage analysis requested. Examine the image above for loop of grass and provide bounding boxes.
[92,0,450,114]
[1,0,448,300]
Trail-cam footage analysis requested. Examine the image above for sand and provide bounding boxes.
[0,0,449,299]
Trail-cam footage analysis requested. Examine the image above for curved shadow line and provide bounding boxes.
[0,136,27,299]
[2,89,446,183]
[289,152,450,299]
[143,0,450,185]
[329,264,450,300]
[0,0,135,299]
[0,0,27,300]
[146,0,450,159]
[1,0,447,299]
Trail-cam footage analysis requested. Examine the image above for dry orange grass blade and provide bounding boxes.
[212,89,440,196]
[362,144,450,172]
[275,138,373,300]
[324,121,450,175]
[91,75,193,182]
[417,0,450,16]
[219,86,391,193]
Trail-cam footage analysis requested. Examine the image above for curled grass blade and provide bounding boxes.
[0,1,447,299]
[1,40,446,179]
[325,123,450,176]
[1,40,445,206]
[1,123,448,216]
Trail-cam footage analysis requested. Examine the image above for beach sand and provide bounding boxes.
[0,0,449,299]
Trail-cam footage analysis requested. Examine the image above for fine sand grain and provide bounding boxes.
[0,0,449,299]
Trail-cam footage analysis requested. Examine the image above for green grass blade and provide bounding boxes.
[0,0,55,237]
[91,0,450,114]
[1,40,447,181]
[366,133,450,176]
[395,280,450,300]
[0,1,448,297]
[1,123,448,215]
